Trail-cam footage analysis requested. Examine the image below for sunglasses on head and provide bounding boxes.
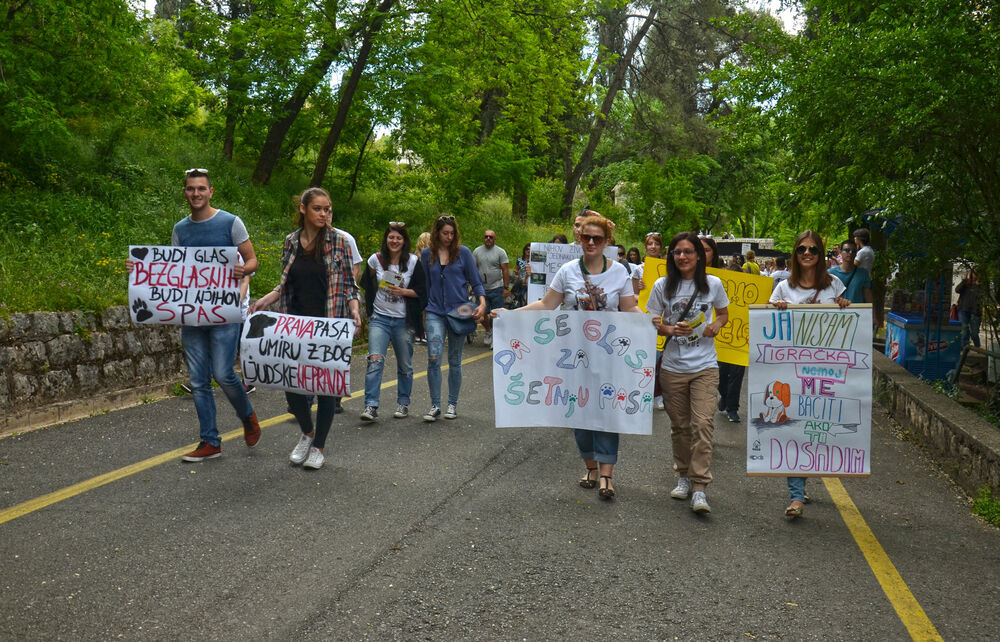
[388,221,405,227]
[796,245,821,256]
[645,232,661,238]
[185,168,209,176]
[580,233,605,244]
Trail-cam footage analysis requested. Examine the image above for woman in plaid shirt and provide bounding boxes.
[251,187,361,470]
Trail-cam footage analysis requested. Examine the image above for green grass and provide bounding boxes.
[0,125,646,314]
[972,486,1000,527]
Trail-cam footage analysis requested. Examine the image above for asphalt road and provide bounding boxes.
[1,340,998,640]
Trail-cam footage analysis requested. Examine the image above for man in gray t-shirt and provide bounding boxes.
[473,230,509,347]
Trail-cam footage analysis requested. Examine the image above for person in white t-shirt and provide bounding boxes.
[495,214,639,500]
[769,230,850,519]
[647,232,730,514]
[631,231,664,295]
[359,223,426,422]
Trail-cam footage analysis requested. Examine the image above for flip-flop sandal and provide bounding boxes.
[784,503,804,517]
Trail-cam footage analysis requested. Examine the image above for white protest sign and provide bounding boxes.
[493,310,656,434]
[746,304,872,477]
[527,243,619,303]
[240,311,355,396]
[128,245,242,326]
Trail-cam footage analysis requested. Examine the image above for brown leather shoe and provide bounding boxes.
[243,411,261,447]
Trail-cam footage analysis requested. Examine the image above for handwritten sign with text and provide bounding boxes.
[492,310,656,434]
[128,245,242,326]
[527,243,618,303]
[240,311,355,397]
[746,304,872,477]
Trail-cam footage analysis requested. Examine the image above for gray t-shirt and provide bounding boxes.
[473,244,509,290]
[855,245,874,273]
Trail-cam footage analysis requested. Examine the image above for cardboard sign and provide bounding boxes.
[492,310,656,434]
[240,311,355,396]
[746,304,872,477]
[527,243,618,303]
[128,245,242,326]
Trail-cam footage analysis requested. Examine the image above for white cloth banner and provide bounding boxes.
[240,311,355,397]
[128,245,242,326]
[527,243,619,303]
[747,304,872,477]
[492,310,656,434]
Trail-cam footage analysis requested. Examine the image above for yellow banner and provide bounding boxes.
[636,256,774,364]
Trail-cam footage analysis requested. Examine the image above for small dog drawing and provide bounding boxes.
[246,314,278,339]
[759,381,791,424]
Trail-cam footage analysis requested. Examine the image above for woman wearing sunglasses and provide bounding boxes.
[647,232,730,514]
[359,222,426,421]
[419,215,486,421]
[497,214,639,499]
[769,230,850,518]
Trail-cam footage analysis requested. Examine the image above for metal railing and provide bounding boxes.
[949,344,1000,387]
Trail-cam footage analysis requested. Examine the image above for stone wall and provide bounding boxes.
[1,307,186,433]
[874,351,1000,497]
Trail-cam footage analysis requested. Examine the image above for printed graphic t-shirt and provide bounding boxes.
[646,275,730,374]
[770,278,845,305]
[549,259,633,312]
[368,253,417,318]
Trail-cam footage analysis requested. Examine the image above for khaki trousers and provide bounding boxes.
[662,367,719,486]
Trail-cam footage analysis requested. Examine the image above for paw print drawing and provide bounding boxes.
[132,299,153,322]
[632,367,654,388]
[641,392,652,413]
[599,383,615,409]
[565,393,578,418]
[509,338,531,359]
[612,387,628,410]
[610,336,631,356]
[573,349,589,368]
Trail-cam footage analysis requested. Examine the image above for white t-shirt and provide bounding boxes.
[771,269,791,288]
[646,275,730,374]
[631,262,644,284]
[549,259,633,311]
[855,245,874,273]
[368,253,418,318]
[334,227,363,267]
[770,278,845,305]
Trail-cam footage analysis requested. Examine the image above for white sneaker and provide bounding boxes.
[691,491,711,513]
[303,446,325,469]
[655,395,664,410]
[360,405,378,421]
[670,477,691,499]
[289,434,313,464]
[484,331,492,346]
[444,403,458,419]
[393,404,408,418]
[423,406,441,422]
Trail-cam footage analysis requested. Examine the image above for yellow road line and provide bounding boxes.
[823,478,943,641]
[0,350,494,526]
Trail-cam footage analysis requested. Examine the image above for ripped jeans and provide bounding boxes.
[363,313,413,408]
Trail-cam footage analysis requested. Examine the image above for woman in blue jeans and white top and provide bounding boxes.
[496,214,639,499]
[770,230,850,517]
[647,232,730,514]
[420,215,486,421]
[359,222,426,421]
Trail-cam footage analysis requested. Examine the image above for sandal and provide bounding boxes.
[579,467,599,489]
[598,475,616,500]
[784,501,804,518]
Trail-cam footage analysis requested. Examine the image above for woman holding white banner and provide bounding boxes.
[648,232,730,514]
[359,222,426,421]
[419,215,487,422]
[497,214,639,500]
[250,187,361,470]
[769,230,850,518]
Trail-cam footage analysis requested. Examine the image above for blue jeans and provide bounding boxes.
[958,310,982,348]
[787,476,807,502]
[484,287,504,312]
[182,324,253,447]
[574,429,619,464]
[425,311,465,407]
[364,313,414,407]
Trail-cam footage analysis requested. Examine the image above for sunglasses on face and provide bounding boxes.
[841,246,855,253]
[618,251,625,257]
[796,245,821,256]
[484,235,495,239]
[580,234,605,244]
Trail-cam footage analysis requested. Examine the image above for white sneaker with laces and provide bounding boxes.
[670,477,691,499]
[484,331,492,346]
[303,446,325,469]
[691,490,711,513]
[655,395,664,410]
[360,405,378,421]
[444,403,458,419]
[423,406,441,422]
[289,434,313,464]
[393,404,408,418]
